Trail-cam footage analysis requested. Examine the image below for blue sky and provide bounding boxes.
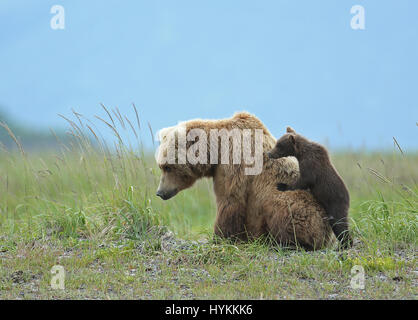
[0,0,417,150]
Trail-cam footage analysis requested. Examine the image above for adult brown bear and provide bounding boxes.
[155,112,333,250]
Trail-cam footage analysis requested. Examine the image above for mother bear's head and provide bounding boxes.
[155,112,269,200]
[155,122,213,200]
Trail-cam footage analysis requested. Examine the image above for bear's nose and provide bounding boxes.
[156,190,165,199]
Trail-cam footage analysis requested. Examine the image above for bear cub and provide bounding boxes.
[268,127,353,249]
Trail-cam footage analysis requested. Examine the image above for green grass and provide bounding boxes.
[0,107,416,299]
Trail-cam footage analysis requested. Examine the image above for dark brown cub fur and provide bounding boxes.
[268,127,353,249]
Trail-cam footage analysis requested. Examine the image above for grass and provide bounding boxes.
[0,106,416,299]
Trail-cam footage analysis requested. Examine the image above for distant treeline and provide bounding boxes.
[0,109,70,151]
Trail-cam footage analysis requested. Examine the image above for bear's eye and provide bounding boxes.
[163,165,171,172]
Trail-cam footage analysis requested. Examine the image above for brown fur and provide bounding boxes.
[156,113,334,250]
[268,127,353,248]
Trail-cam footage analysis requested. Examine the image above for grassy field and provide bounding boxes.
[0,109,417,299]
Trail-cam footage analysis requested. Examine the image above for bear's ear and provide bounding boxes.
[289,134,296,145]
[286,126,296,134]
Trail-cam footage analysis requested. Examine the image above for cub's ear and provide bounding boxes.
[286,126,296,134]
[289,134,296,145]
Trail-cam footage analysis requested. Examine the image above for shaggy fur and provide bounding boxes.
[156,113,334,250]
[268,126,352,249]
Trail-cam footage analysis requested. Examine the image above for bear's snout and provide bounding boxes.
[156,188,178,200]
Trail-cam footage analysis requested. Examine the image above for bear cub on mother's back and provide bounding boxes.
[268,127,353,249]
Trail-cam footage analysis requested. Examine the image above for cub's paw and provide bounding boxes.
[276,183,289,191]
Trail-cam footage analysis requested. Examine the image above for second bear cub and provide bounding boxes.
[268,127,353,249]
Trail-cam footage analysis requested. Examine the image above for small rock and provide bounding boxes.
[11,271,25,284]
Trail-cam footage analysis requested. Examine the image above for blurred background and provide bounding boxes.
[0,0,417,150]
